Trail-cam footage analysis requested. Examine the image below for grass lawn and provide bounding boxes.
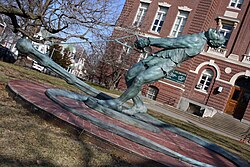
[0,61,249,166]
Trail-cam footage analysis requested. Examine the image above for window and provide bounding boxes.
[170,10,189,37]
[219,24,233,48]
[196,69,214,92]
[151,6,168,33]
[133,2,149,27]
[146,86,159,100]
[229,0,243,9]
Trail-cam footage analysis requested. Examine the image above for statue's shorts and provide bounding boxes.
[141,56,178,75]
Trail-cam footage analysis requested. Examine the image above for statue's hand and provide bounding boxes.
[134,38,150,49]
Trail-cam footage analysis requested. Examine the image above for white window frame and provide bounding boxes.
[146,86,158,100]
[151,6,168,33]
[196,69,214,92]
[228,0,243,9]
[170,10,189,37]
[219,24,233,48]
[133,2,150,27]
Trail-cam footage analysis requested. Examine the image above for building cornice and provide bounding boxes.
[140,0,151,3]
[158,2,171,8]
[178,6,192,12]
[201,51,250,68]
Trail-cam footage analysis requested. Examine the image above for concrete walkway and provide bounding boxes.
[142,97,250,143]
[106,92,250,143]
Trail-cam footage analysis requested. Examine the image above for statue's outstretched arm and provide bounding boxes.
[16,38,100,97]
[148,35,196,49]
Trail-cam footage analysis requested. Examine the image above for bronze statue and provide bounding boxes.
[16,28,225,115]
[98,28,225,114]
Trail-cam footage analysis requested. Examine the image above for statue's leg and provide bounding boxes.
[100,66,168,114]
[125,62,146,111]
[125,56,161,113]
[121,65,167,114]
[128,95,147,113]
[125,59,154,111]
[97,61,147,111]
[125,61,146,86]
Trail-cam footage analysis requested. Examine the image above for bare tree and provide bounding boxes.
[96,32,139,90]
[83,42,105,83]
[0,0,122,43]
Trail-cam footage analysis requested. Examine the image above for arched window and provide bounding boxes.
[146,86,159,100]
[196,69,214,92]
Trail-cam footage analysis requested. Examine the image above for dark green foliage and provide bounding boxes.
[62,47,72,69]
[49,45,72,69]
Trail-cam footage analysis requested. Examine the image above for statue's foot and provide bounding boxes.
[122,105,147,115]
[97,99,123,111]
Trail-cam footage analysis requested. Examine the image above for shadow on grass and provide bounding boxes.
[0,155,59,167]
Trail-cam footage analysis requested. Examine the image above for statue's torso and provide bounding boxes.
[152,34,207,64]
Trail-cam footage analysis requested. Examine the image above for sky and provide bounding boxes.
[117,0,126,13]
[65,0,127,45]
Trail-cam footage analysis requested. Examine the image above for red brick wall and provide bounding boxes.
[206,81,231,112]
[188,0,219,33]
[183,53,250,111]
[116,0,138,27]
[142,81,184,107]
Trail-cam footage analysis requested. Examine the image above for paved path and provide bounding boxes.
[142,97,250,143]
[106,92,250,143]
[8,80,248,167]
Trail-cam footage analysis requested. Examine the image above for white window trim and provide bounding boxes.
[133,1,150,27]
[189,60,221,79]
[220,24,233,48]
[227,0,243,10]
[146,86,158,100]
[140,0,151,3]
[150,6,168,33]
[170,10,189,37]
[195,69,214,93]
[217,16,240,29]
[158,2,171,8]
[178,6,192,12]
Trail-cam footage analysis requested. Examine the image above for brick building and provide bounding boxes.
[112,0,250,123]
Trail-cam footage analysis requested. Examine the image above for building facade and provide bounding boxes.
[114,0,250,123]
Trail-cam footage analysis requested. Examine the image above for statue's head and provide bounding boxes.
[205,28,225,48]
